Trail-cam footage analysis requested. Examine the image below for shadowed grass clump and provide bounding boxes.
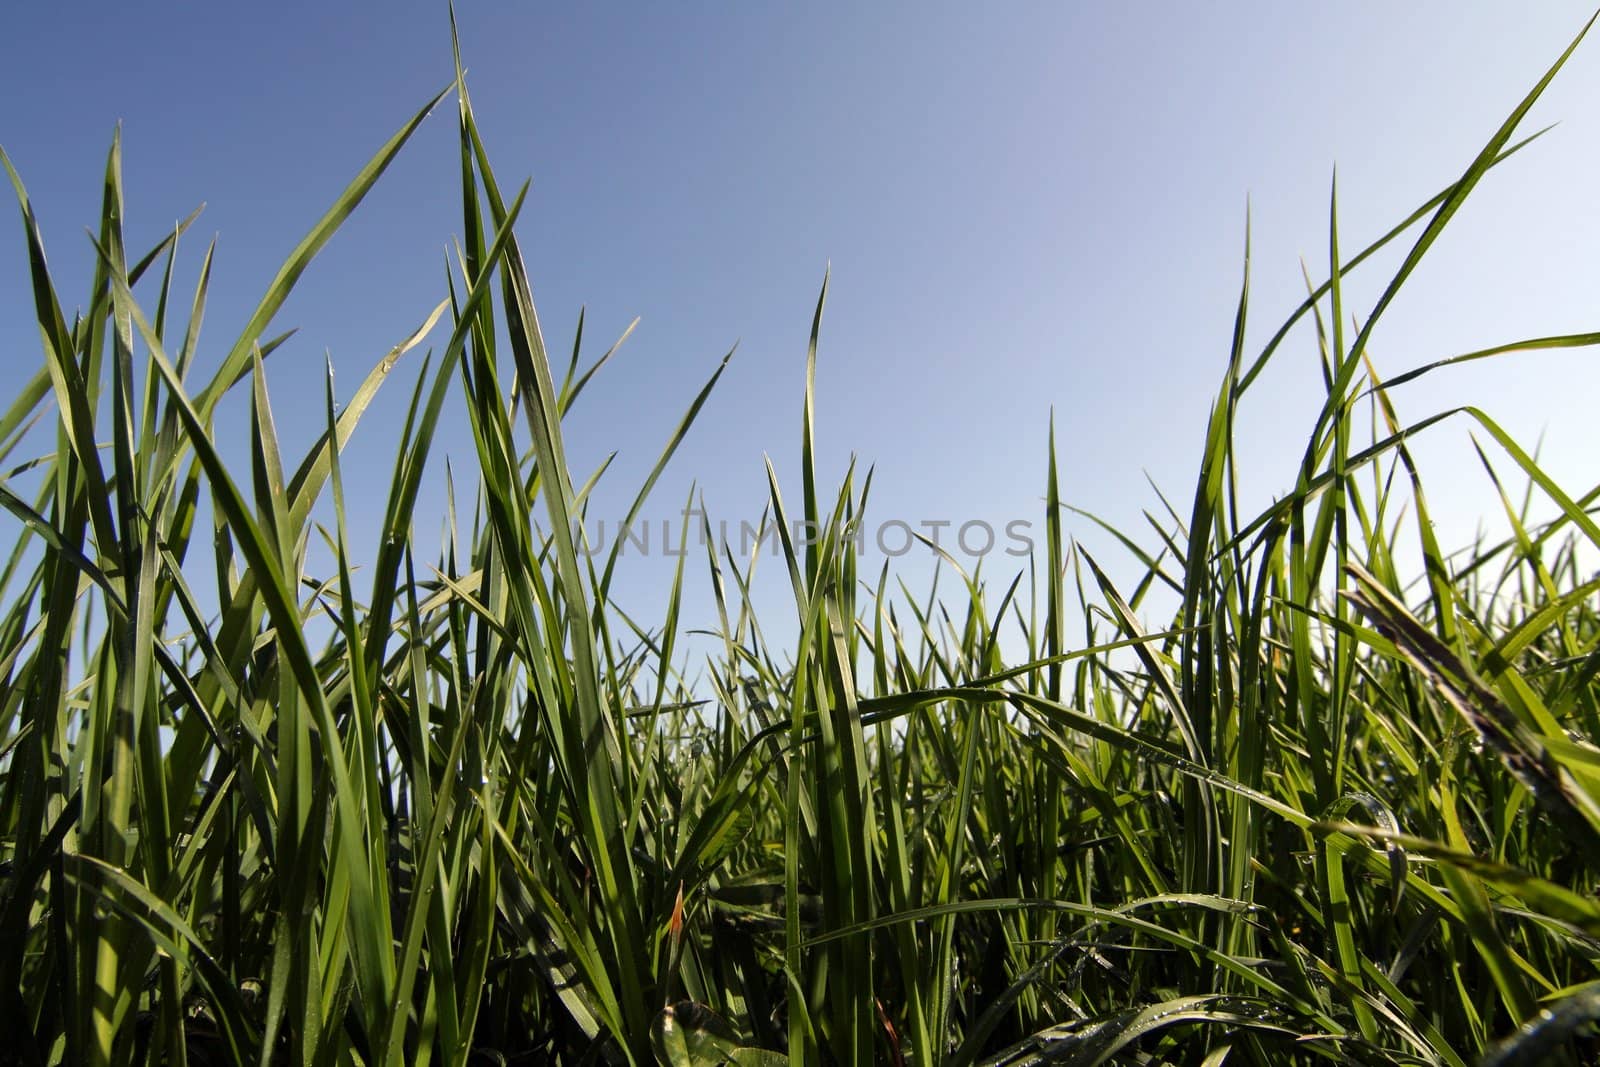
[3,13,1600,1067]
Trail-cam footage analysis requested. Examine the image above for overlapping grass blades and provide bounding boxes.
[2,11,1600,1066]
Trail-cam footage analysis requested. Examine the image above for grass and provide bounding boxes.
[3,13,1600,1066]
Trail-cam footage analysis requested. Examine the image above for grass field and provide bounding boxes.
[3,17,1600,1067]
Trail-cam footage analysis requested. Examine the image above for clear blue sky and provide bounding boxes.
[4,4,1599,664]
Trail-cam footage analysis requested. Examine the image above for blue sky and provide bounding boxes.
[4,4,1599,667]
